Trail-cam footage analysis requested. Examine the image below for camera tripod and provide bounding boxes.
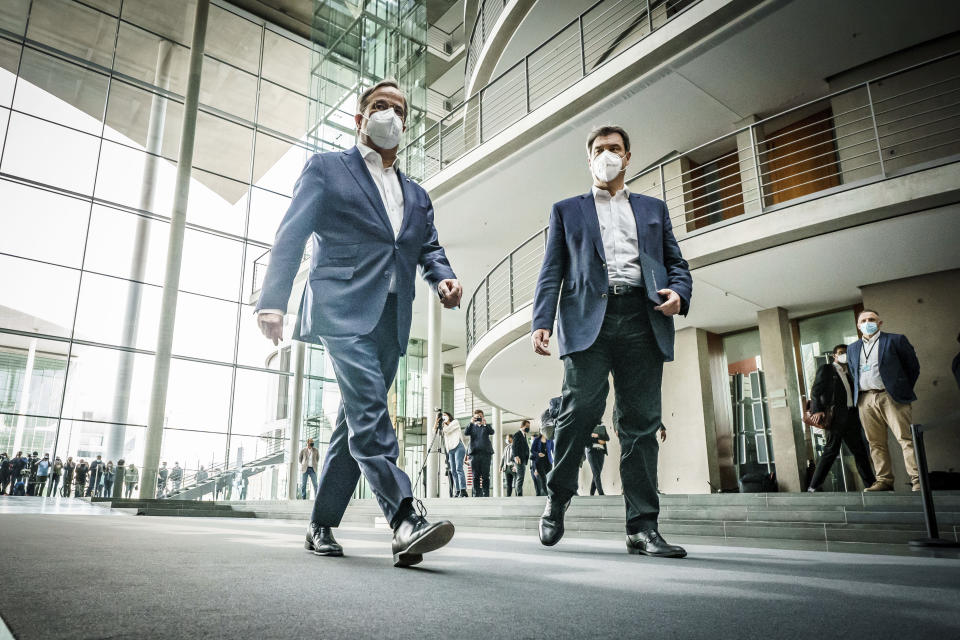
[412,409,452,498]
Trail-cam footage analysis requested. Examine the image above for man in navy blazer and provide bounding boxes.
[531,125,691,558]
[256,80,462,567]
[846,309,921,491]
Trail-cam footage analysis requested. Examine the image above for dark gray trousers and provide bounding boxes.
[547,292,664,533]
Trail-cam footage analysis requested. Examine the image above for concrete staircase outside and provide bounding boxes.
[96,492,960,551]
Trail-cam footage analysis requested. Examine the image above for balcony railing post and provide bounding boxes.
[508,253,515,313]
[438,120,443,169]
[524,56,531,113]
[658,163,666,202]
[485,275,491,330]
[647,0,653,33]
[579,15,587,77]
[864,81,886,178]
[748,123,763,208]
[478,91,484,143]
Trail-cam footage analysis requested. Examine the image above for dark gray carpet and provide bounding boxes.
[1,514,959,640]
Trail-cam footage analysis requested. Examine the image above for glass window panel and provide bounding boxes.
[0,108,6,160]
[257,80,310,139]
[113,22,191,96]
[199,55,257,122]
[262,31,310,95]
[187,168,249,237]
[83,0,122,15]
[0,0,30,36]
[72,272,161,351]
[26,0,117,68]
[61,343,154,425]
[192,111,253,181]
[0,38,20,106]
[104,79,183,162]
[230,368,291,437]
[0,254,80,338]
[165,359,232,431]
[160,428,227,477]
[0,410,59,461]
[121,0,195,48]
[247,187,291,244]
[171,293,238,363]
[206,6,261,74]
[240,243,271,308]
[0,335,69,424]
[83,205,169,286]
[180,228,244,301]
[225,432,287,500]
[0,180,90,267]
[13,47,109,135]
[253,133,309,196]
[54,423,145,485]
[1,112,100,194]
[94,140,178,213]
[235,304,296,369]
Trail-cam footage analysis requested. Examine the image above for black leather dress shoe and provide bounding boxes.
[626,530,686,558]
[391,503,455,568]
[538,498,570,547]
[305,523,344,557]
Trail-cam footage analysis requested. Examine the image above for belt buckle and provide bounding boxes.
[611,284,627,295]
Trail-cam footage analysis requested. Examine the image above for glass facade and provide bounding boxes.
[0,0,429,501]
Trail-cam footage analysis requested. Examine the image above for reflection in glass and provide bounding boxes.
[113,22,190,97]
[199,55,257,121]
[14,46,109,134]
[206,5,261,74]
[26,0,118,68]
[0,335,68,456]
[257,81,310,139]
[253,133,310,196]
[1,113,100,194]
[121,0,196,48]
[192,111,253,182]
[262,31,311,95]
[0,254,80,338]
[104,79,183,163]
[0,0,30,37]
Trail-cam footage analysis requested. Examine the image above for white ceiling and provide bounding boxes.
[408,0,960,365]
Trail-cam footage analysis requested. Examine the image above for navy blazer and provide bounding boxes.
[255,147,456,353]
[531,192,691,360]
[846,332,920,405]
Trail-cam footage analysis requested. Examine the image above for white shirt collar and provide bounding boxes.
[356,142,395,171]
[862,331,882,344]
[592,185,630,200]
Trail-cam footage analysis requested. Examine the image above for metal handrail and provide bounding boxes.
[463,49,960,353]
[405,0,700,181]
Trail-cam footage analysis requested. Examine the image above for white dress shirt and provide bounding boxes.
[858,332,885,391]
[259,143,405,316]
[592,185,643,286]
[833,363,853,407]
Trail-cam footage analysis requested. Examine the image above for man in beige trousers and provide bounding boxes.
[299,439,320,500]
[846,310,921,491]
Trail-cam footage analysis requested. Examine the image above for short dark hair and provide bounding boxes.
[521,419,530,427]
[474,409,484,416]
[833,344,847,354]
[358,79,407,118]
[586,125,630,153]
[857,308,880,320]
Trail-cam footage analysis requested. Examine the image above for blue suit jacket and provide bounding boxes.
[531,192,692,360]
[846,332,920,405]
[255,147,455,353]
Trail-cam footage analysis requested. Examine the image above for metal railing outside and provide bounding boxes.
[464,50,960,352]
[407,0,700,182]
[251,244,312,298]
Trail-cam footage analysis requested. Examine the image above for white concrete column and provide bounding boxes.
[425,294,442,498]
[286,341,305,500]
[492,407,503,497]
[12,336,37,454]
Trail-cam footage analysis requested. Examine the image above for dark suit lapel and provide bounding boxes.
[629,194,651,254]
[340,147,393,234]
[878,332,890,364]
[396,168,416,239]
[577,194,605,261]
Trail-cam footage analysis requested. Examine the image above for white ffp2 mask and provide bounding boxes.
[362,110,403,149]
[591,150,624,183]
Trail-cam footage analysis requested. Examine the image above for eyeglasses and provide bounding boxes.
[370,99,405,119]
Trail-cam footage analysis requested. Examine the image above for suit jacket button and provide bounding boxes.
[601,293,607,298]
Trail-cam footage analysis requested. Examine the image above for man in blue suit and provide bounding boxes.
[846,309,921,491]
[531,125,691,558]
[256,80,462,567]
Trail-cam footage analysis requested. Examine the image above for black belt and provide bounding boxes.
[608,284,640,296]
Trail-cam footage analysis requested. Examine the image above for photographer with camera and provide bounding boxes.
[440,412,468,498]
[464,410,495,497]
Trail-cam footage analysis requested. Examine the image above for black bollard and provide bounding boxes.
[908,424,959,549]
[113,460,125,499]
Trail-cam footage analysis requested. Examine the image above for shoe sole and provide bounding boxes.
[305,538,344,557]
[627,544,687,559]
[393,521,455,568]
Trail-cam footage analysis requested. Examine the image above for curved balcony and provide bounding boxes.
[405,0,703,185]
[464,50,960,408]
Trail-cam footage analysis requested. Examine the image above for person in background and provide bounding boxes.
[531,433,554,497]
[9,452,27,495]
[586,424,609,496]
[0,453,10,495]
[48,457,63,497]
[74,460,89,497]
[170,462,183,493]
[124,463,139,498]
[27,452,39,495]
[441,412,467,498]
[61,457,75,497]
[87,455,104,497]
[847,309,921,491]
[156,461,169,498]
[464,410,495,497]
[501,434,517,496]
[806,344,876,492]
[102,462,116,498]
[511,420,531,496]
[299,439,320,500]
[196,466,209,485]
[32,454,50,497]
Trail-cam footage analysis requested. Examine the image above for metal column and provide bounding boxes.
[286,341,305,500]
[425,294,442,498]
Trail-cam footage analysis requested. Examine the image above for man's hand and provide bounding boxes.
[654,289,681,316]
[658,427,667,444]
[810,411,825,426]
[532,329,552,356]
[258,312,284,346]
[438,279,462,309]
[538,452,545,458]
[514,456,521,465]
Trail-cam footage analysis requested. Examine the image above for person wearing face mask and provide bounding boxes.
[806,345,876,492]
[531,125,692,558]
[255,79,462,567]
[846,309,921,491]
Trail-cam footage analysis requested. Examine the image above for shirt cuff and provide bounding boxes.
[257,309,284,316]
